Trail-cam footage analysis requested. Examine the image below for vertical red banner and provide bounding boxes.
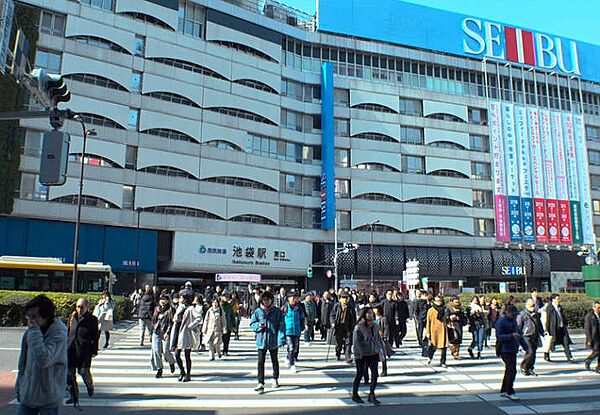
[504,26,519,63]
[534,198,548,243]
[521,30,537,66]
[546,199,560,243]
[558,200,573,244]
[495,195,510,242]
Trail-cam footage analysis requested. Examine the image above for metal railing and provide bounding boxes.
[221,0,316,31]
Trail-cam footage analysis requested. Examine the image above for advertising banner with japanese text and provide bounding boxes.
[527,108,548,243]
[489,101,509,242]
[539,109,560,244]
[502,103,522,242]
[574,115,595,244]
[562,113,583,244]
[515,106,535,243]
[551,112,572,244]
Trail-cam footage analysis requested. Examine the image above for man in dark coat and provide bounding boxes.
[414,291,430,355]
[319,291,334,340]
[330,293,356,362]
[584,301,600,373]
[394,290,410,347]
[138,285,156,346]
[517,298,543,376]
[543,294,574,362]
[67,298,99,405]
[380,290,400,348]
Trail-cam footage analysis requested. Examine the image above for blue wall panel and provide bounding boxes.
[26,220,73,262]
[320,62,335,230]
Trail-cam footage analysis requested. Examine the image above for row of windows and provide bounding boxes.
[204,176,275,191]
[246,134,320,164]
[280,206,321,229]
[73,36,130,54]
[281,78,320,102]
[146,91,199,108]
[65,73,127,91]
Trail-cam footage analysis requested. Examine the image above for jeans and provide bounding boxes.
[470,327,485,352]
[501,352,517,395]
[286,335,300,365]
[353,358,378,396]
[18,406,59,415]
[151,332,175,371]
[521,336,538,372]
[304,321,315,342]
[139,318,152,344]
[257,348,279,384]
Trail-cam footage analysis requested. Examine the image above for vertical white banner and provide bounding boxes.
[540,110,557,200]
[551,112,568,200]
[574,114,595,244]
[563,113,583,244]
[528,108,545,200]
[515,106,535,242]
[489,101,509,242]
[502,103,522,241]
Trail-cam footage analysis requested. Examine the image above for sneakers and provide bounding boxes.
[507,394,521,401]
[499,392,508,398]
[289,365,297,374]
[254,383,265,394]
[271,378,279,389]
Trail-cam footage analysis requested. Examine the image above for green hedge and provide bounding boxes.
[455,292,599,329]
[0,290,133,327]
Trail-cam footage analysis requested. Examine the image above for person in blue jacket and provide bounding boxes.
[282,291,306,374]
[250,290,285,394]
[496,304,529,402]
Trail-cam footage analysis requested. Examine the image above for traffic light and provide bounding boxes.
[39,130,70,186]
[307,266,313,279]
[30,68,71,109]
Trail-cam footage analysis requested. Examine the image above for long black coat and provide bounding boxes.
[138,293,156,319]
[545,304,572,344]
[330,303,357,330]
[380,299,400,327]
[414,299,430,323]
[68,312,99,367]
[584,311,600,351]
[320,299,334,326]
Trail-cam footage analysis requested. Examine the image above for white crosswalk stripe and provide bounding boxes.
[30,320,600,413]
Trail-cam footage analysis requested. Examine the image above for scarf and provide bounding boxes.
[433,304,445,322]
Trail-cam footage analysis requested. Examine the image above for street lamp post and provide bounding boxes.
[367,220,380,292]
[71,120,96,294]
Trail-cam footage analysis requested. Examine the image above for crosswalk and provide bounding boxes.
[39,321,600,413]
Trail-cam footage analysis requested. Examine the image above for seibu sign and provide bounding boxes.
[462,18,581,75]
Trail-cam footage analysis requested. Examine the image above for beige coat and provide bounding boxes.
[426,305,449,349]
[202,307,226,345]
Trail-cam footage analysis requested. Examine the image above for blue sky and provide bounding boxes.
[285,0,599,45]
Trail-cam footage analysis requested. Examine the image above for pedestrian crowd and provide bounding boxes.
[13,286,600,413]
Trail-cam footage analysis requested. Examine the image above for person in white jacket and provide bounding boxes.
[203,298,227,360]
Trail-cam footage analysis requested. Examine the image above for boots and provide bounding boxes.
[543,353,551,362]
[155,369,163,378]
[467,348,474,359]
[368,392,381,405]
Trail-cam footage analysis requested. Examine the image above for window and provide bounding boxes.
[65,74,127,91]
[353,103,397,113]
[122,186,134,210]
[355,193,399,202]
[131,72,142,93]
[281,109,315,132]
[229,215,275,225]
[280,206,303,228]
[68,154,120,168]
[19,173,48,201]
[206,107,277,126]
[355,224,400,233]
[72,36,130,54]
[127,109,139,130]
[428,141,466,150]
[354,163,399,172]
[474,219,495,237]
[590,151,600,166]
[235,79,278,94]
[206,140,239,151]
[594,200,600,216]
[140,165,196,179]
[125,145,137,169]
[587,126,600,142]
[334,89,349,107]
[402,155,424,174]
[281,79,319,102]
[472,162,491,180]
[399,98,422,116]
[429,169,469,179]
[469,108,488,125]
[149,57,226,80]
[144,128,197,143]
[81,0,114,11]
[400,127,423,145]
[406,197,468,207]
[121,12,173,30]
[337,211,351,230]
[53,195,117,209]
[411,228,468,236]
[23,130,43,157]
[79,113,125,129]
[40,10,66,36]
[427,113,465,123]
[212,40,277,63]
[470,135,489,152]
[34,49,61,73]
[205,177,275,191]
[334,179,350,198]
[178,1,205,38]
[147,91,199,107]
[334,118,349,137]
[335,149,350,167]
[133,35,145,57]
[246,134,320,164]
[473,190,493,208]
[280,174,302,195]
[142,206,221,219]
[592,175,600,190]
[353,132,397,143]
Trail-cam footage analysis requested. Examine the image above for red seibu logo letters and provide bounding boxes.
[462,18,581,75]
